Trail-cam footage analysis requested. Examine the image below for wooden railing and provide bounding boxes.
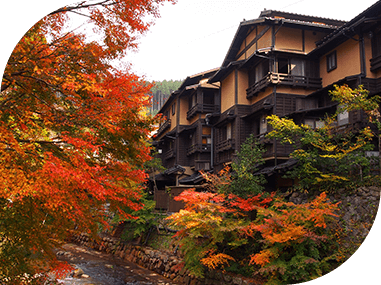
[216,139,235,152]
[156,119,171,136]
[164,149,175,160]
[195,160,211,171]
[246,73,322,98]
[370,54,381,71]
[246,74,272,98]
[187,104,219,120]
[186,144,211,156]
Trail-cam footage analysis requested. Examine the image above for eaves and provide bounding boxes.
[310,1,381,57]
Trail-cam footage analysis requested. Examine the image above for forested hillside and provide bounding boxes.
[149,79,182,114]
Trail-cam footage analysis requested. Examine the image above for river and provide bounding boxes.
[55,243,178,285]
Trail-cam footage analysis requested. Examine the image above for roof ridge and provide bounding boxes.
[269,17,343,29]
[259,9,347,26]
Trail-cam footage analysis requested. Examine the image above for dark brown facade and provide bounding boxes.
[150,69,220,210]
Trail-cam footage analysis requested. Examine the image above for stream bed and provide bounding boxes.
[55,243,177,285]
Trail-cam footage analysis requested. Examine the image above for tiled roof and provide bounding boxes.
[258,9,347,27]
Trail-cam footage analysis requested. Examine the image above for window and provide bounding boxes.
[304,119,324,129]
[290,58,305,76]
[337,105,349,126]
[190,132,196,144]
[255,64,263,83]
[202,137,212,144]
[256,61,269,82]
[172,101,176,115]
[315,120,324,129]
[189,94,196,109]
[226,123,232,140]
[203,90,215,105]
[277,58,306,76]
[304,118,315,128]
[249,61,269,86]
[278,58,289,74]
[191,94,196,107]
[259,115,267,134]
[326,51,337,72]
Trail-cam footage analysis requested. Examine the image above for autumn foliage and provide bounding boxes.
[167,188,273,278]
[0,0,174,282]
[248,192,340,284]
[266,85,380,191]
[167,168,340,284]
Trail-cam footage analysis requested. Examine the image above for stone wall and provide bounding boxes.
[289,186,380,249]
[69,233,259,285]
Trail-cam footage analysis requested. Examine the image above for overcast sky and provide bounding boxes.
[125,0,379,81]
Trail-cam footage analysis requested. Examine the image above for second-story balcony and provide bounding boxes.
[187,104,220,120]
[246,73,322,99]
[164,149,175,160]
[156,119,171,137]
[186,144,211,156]
[216,139,235,152]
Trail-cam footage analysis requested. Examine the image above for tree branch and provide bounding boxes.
[1,70,34,93]
[49,0,117,16]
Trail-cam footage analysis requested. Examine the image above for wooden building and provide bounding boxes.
[207,10,347,190]
[150,1,381,210]
[150,69,220,211]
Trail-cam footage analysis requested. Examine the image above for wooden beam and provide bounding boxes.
[235,69,238,104]
[235,26,271,60]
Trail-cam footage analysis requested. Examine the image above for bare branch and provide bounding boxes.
[49,0,116,16]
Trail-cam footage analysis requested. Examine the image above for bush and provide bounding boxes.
[167,187,340,284]
[113,193,159,243]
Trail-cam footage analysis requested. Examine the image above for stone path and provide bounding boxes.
[55,243,177,285]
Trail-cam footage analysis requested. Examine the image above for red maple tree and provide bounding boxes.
[0,0,175,282]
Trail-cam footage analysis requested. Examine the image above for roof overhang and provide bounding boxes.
[310,1,381,57]
[209,60,245,83]
[179,172,206,185]
[157,68,219,114]
[254,159,298,176]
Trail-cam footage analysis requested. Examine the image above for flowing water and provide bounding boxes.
[55,243,176,285]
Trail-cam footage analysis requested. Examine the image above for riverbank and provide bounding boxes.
[56,243,176,285]
[67,233,263,285]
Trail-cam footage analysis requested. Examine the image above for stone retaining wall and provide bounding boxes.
[69,233,258,285]
[289,186,380,248]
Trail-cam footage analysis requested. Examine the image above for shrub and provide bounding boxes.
[167,187,340,284]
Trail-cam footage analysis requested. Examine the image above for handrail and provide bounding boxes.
[216,139,235,152]
[246,72,322,98]
[370,54,381,71]
[164,149,175,160]
[187,144,211,156]
[156,119,171,136]
[187,104,219,119]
